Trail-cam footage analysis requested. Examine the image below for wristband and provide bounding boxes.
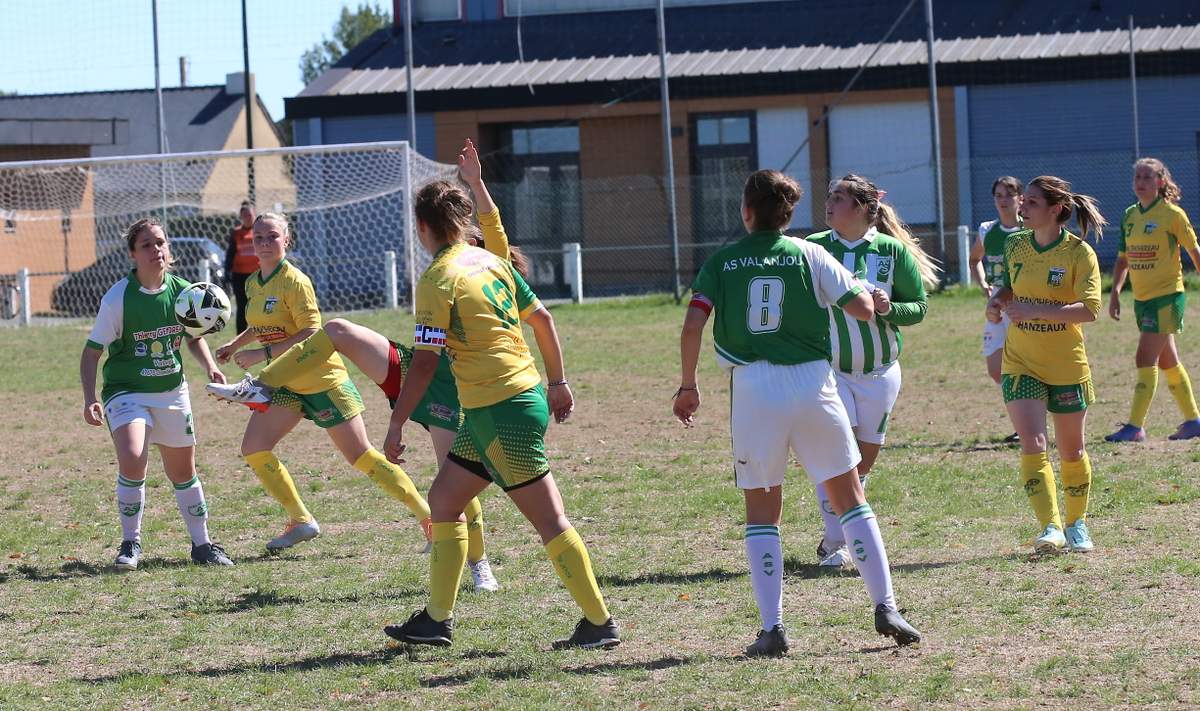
[547,379,568,387]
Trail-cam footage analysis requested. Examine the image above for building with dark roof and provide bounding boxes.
[287,0,1200,293]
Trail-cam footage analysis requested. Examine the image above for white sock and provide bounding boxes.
[744,524,783,630]
[116,474,145,542]
[816,484,844,548]
[173,476,211,546]
[840,503,896,611]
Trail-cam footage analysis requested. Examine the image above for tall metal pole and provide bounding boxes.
[1129,15,1140,160]
[242,0,256,203]
[656,0,681,301]
[404,0,417,151]
[152,0,167,224]
[924,0,946,280]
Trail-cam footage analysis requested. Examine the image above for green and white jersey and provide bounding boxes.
[691,229,864,368]
[978,218,1023,288]
[85,271,191,403]
[808,228,928,374]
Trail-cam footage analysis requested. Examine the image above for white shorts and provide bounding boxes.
[835,360,902,446]
[731,359,860,489]
[104,383,196,448]
[981,313,1009,357]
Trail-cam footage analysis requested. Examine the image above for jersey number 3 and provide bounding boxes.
[747,276,784,334]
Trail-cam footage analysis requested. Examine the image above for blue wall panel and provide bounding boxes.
[967,76,1200,266]
[318,113,437,158]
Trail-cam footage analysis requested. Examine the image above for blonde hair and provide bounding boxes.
[832,174,941,289]
[1135,157,1182,204]
[1028,176,1107,242]
[254,212,292,248]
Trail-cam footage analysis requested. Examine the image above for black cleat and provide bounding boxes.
[745,624,790,657]
[114,540,141,571]
[384,609,453,647]
[191,542,234,566]
[1003,432,1021,444]
[552,617,621,650]
[874,604,922,646]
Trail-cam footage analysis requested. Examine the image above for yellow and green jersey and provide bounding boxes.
[414,243,542,409]
[1118,198,1198,301]
[1001,229,1100,385]
[808,229,928,374]
[978,218,1023,289]
[246,259,347,395]
[86,271,191,403]
[691,230,863,368]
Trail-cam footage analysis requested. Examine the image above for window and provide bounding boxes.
[690,112,756,257]
[415,0,462,21]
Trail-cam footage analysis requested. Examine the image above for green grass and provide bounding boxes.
[2,293,1200,709]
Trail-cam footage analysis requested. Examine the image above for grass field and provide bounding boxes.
[2,292,1199,709]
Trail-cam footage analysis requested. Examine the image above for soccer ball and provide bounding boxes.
[175,282,231,337]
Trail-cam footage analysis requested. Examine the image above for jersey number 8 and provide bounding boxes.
[747,276,785,334]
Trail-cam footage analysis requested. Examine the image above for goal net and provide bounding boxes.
[0,141,455,323]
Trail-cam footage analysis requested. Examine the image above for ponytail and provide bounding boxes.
[509,244,532,280]
[1029,175,1108,242]
[874,203,941,290]
[1135,157,1182,204]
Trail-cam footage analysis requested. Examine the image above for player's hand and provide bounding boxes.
[872,289,892,316]
[1006,301,1039,322]
[985,297,1005,323]
[673,386,700,427]
[548,382,574,424]
[1108,295,1121,321]
[981,283,993,299]
[208,367,227,385]
[457,138,482,184]
[215,342,235,363]
[233,348,266,369]
[83,401,104,427]
[383,423,407,464]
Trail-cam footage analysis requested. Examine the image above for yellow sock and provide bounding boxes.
[245,451,312,523]
[1128,366,1158,427]
[258,328,336,388]
[464,496,486,563]
[1060,453,1092,526]
[545,527,610,625]
[1163,364,1200,421]
[352,448,430,519]
[427,522,468,622]
[1019,452,1062,530]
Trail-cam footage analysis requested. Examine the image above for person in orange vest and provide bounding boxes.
[224,201,259,333]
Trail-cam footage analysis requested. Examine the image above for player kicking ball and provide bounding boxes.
[674,170,921,656]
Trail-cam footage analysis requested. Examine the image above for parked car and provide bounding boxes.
[51,237,226,316]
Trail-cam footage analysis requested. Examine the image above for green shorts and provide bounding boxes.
[447,385,550,491]
[1134,292,1185,334]
[384,341,462,432]
[272,379,364,429]
[1001,374,1095,413]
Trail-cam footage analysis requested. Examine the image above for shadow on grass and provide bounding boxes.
[596,567,744,587]
[208,586,425,614]
[79,647,414,684]
[419,655,696,688]
[888,437,1021,453]
[0,551,355,584]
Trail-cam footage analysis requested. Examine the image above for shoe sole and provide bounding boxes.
[113,561,138,571]
[384,628,452,647]
[266,531,320,553]
[1068,544,1095,553]
[745,648,789,657]
[473,584,500,592]
[552,637,621,650]
[877,626,921,646]
[1034,541,1065,555]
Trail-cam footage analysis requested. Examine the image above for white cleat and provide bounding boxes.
[468,556,500,592]
[819,546,853,570]
[1034,524,1066,555]
[266,519,321,553]
[207,374,272,409]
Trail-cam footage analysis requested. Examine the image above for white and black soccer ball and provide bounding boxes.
[174,282,231,338]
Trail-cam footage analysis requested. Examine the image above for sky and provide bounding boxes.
[0,0,373,120]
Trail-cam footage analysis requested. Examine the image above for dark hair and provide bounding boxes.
[509,244,532,279]
[992,176,1024,196]
[1028,175,1107,241]
[125,217,164,252]
[742,170,802,231]
[831,173,941,289]
[239,200,253,209]
[414,180,481,245]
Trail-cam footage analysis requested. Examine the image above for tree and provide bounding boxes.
[299,2,391,85]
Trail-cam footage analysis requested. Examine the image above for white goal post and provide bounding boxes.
[0,141,455,324]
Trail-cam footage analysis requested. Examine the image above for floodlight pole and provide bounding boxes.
[405,0,417,150]
[924,0,946,281]
[242,0,256,203]
[1129,15,1140,160]
[151,0,167,225]
[657,0,681,302]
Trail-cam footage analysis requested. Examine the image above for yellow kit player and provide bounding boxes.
[213,212,432,553]
[382,180,619,650]
[1105,158,1200,442]
[986,176,1105,555]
